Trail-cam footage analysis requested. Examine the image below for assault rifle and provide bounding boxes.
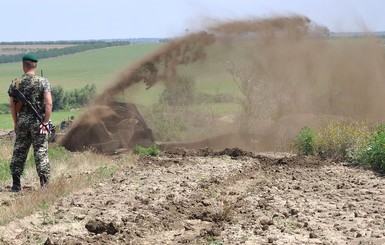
[13,88,51,133]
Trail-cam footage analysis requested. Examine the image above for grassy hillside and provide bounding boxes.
[0,43,162,104]
[0,41,241,130]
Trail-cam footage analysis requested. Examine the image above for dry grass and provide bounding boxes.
[0,140,135,225]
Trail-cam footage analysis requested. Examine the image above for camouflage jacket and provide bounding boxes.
[8,74,51,121]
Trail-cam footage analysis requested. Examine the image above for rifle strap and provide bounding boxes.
[13,78,23,113]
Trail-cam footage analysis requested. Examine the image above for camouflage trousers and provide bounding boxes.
[10,120,50,178]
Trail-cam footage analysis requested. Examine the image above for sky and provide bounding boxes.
[1,0,385,42]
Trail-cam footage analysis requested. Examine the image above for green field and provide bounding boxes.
[0,43,163,129]
[0,43,162,104]
[0,41,242,105]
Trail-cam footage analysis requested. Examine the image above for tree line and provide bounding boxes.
[51,84,96,111]
[0,84,97,114]
[0,41,131,64]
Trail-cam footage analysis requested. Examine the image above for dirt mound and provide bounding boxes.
[59,101,155,153]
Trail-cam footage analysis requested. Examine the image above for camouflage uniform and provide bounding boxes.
[8,74,51,182]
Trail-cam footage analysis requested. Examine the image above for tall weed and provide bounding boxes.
[362,124,385,172]
[292,120,385,173]
[315,121,371,161]
[294,126,315,156]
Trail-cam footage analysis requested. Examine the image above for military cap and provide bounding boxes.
[22,53,38,62]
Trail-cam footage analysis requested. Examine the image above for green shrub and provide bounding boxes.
[362,124,385,172]
[134,144,160,156]
[294,126,315,155]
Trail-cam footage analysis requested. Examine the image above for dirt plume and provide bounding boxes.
[60,15,385,152]
[95,31,216,105]
[59,32,216,152]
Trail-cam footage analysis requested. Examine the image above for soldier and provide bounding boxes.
[7,53,52,192]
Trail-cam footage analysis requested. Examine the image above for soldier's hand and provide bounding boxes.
[39,123,49,135]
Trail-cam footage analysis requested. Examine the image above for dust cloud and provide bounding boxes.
[60,15,385,152]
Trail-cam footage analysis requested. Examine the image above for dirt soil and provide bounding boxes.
[1,148,385,245]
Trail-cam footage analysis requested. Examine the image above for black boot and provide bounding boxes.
[40,175,49,188]
[11,174,21,192]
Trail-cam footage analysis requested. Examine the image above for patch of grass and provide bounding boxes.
[0,159,10,182]
[133,144,160,156]
[0,103,10,114]
[48,145,70,161]
[209,237,223,245]
[97,164,117,178]
[38,201,53,225]
[0,140,14,183]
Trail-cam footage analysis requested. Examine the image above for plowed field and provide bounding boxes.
[1,148,385,245]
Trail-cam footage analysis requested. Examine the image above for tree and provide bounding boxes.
[51,85,65,111]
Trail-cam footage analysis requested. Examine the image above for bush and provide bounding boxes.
[294,126,315,155]
[362,124,385,172]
